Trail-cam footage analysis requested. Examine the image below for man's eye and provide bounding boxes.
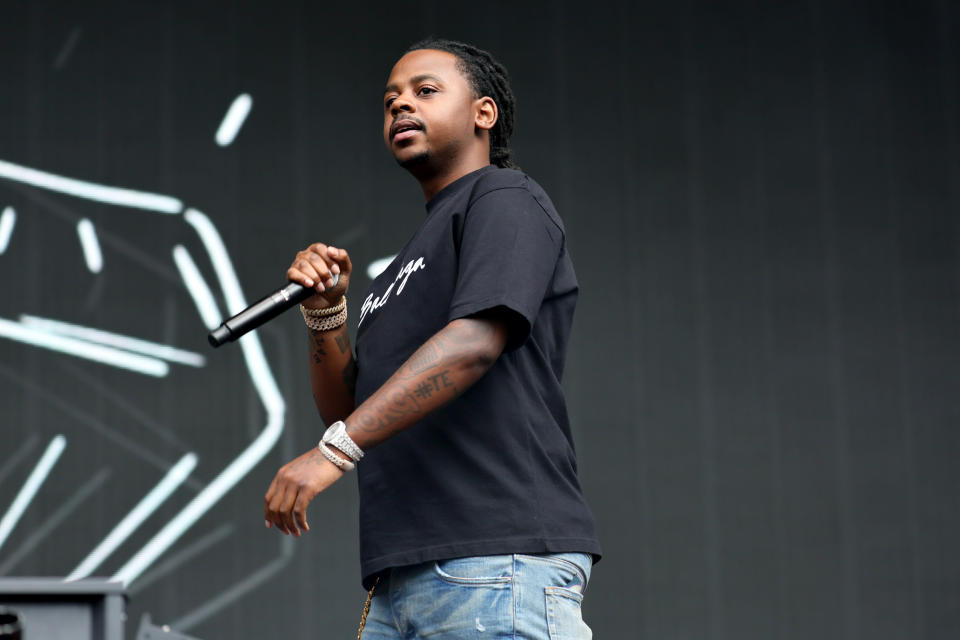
[384,97,396,108]
[417,87,436,96]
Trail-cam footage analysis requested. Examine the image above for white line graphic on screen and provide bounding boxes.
[76,218,103,273]
[128,523,234,595]
[0,317,170,376]
[0,159,182,213]
[0,206,15,254]
[0,435,67,551]
[215,93,253,147]
[0,468,112,575]
[172,533,294,631]
[66,453,198,581]
[19,315,206,367]
[0,157,286,590]
[173,244,223,330]
[53,26,83,70]
[112,208,285,585]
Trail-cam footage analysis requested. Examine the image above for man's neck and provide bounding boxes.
[416,156,492,202]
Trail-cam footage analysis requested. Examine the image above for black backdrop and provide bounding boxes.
[0,1,958,638]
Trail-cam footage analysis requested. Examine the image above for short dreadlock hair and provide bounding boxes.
[406,38,518,169]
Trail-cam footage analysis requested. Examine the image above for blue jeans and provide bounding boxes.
[359,552,593,639]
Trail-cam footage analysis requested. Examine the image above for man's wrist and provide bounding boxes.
[301,298,332,311]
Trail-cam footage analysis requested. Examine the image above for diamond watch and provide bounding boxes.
[320,420,364,463]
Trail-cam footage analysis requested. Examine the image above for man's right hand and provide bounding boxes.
[286,243,353,309]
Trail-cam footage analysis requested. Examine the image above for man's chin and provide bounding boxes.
[396,150,430,170]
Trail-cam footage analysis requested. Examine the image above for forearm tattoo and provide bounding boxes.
[404,342,441,376]
[353,387,425,433]
[308,329,328,365]
[348,318,500,439]
[308,326,356,395]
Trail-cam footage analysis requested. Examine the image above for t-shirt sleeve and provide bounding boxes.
[448,187,563,349]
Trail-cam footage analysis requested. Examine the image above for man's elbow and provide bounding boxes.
[473,344,500,371]
[447,315,510,373]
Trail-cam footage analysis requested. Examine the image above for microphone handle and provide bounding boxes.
[208,282,315,347]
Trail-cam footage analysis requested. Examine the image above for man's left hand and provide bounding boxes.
[264,448,343,536]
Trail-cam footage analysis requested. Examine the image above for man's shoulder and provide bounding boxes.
[469,167,565,235]
[470,166,525,195]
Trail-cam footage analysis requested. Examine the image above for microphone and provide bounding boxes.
[208,275,338,347]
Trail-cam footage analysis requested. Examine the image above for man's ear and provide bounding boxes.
[475,96,498,132]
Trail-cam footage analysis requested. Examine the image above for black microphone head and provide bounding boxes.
[208,324,233,348]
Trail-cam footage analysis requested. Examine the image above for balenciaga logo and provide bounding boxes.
[358,256,426,327]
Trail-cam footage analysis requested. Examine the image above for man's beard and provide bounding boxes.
[397,150,430,170]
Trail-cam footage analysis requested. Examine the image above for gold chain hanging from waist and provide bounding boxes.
[356,575,381,640]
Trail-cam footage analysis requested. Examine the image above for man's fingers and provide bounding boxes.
[318,247,341,287]
[286,267,317,289]
[288,260,328,289]
[293,489,314,533]
[296,257,333,290]
[287,243,352,298]
[290,244,349,293]
[264,448,343,537]
[266,482,294,535]
[264,476,280,526]
[325,247,341,276]
[279,487,301,537]
[327,246,353,275]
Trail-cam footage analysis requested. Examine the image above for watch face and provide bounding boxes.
[0,160,291,625]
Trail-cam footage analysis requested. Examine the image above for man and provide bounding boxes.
[264,39,600,639]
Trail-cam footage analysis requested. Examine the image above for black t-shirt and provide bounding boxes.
[354,165,601,588]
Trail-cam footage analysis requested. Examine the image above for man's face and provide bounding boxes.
[383,49,478,170]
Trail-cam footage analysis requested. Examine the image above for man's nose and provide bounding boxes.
[390,92,415,116]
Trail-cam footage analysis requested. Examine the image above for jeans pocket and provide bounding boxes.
[516,553,591,593]
[545,586,592,640]
[433,555,514,586]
